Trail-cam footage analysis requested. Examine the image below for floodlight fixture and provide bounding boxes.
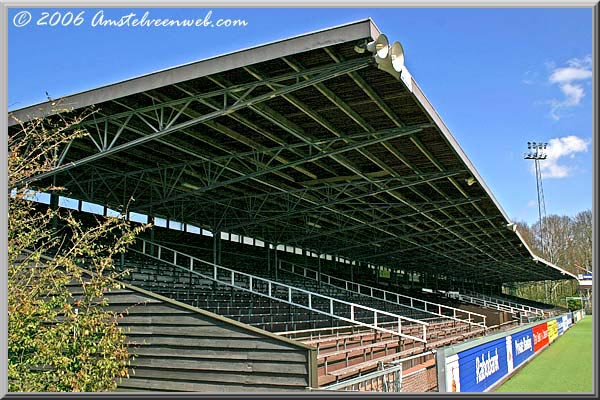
[524,140,549,254]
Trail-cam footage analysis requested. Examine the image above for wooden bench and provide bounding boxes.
[319,339,403,376]
[303,329,388,347]
[327,346,425,379]
[317,338,400,360]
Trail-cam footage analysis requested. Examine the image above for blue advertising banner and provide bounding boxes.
[564,314,571,330]
[458,337,508,392]
[511,328,534,369]
[557,317,564,336]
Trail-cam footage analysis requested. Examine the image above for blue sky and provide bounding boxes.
[8,7,593,225]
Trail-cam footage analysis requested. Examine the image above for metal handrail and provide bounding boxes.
[322,364,403,391]
[133,239,428,343]
[460,290,544,316]
[458,294,514,313]
[279,261,487,328]
[457,294,533,319]
[462,289,542,314]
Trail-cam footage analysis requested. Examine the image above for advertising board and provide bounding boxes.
[557,316,565,336]
[532,322,549,352]
[547,319,558,343]
[442,314,572,393]
[457,337,508,392]
[445,354,461,392]
[510,327,534,369]
[505,336,513,373]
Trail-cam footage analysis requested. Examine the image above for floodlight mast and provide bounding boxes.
[524,141,548,255]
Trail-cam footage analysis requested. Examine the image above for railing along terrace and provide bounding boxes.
[132,239,429,343]
[279,261,487,328]
[322,363,404,392]
[462,289,544,316]
[457,293,542,319]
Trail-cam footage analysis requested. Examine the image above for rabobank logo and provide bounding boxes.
[475,349,500,384]
[514,335,532,355]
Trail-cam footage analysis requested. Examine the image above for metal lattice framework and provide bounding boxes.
[9,19,576,286]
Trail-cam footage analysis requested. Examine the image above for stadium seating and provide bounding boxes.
[114,241,494,386]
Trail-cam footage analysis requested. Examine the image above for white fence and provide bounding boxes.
[279,261,487,328]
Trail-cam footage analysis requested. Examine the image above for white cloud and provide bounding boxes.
[522,70,538,85]
[567,55,592,69]
[558,82,585,106]
[549,68,592,83]
[547,55,592,120]
[531,135,590,179]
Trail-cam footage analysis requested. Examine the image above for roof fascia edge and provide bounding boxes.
[408,79,577,279]
[410,79,512,224]
[532,255,579,280]
[514,225,575,280]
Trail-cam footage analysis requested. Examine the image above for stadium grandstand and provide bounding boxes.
[8,19,580,392]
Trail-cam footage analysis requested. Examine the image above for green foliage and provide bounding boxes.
[567,298,582,311]
[8,110,147,392]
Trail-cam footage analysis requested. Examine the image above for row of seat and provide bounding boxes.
[118,253,347,333]
[117,245,490,388]
[273,269,439,321]
[277,318,481,386]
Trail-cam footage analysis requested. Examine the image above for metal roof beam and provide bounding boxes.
[331,215,497,259]
[136,125,427,211]
[244,64,446,239]
[321,48,510,264]
[224,169,464,231]
[191,81,341,180]
[288,196,485,247]
[204,68,435,243]
[282,56,375,133]
[21,57,372,186]
[408,135,510,257]
[70,58,372,128]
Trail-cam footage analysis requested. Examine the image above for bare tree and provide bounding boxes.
[510,211,591,305]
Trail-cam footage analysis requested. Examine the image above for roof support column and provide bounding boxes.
[274,244,278,282]
[266,242,271,278]
[213,230,220,267]
[303,248,308,271]
[317,254,322,288]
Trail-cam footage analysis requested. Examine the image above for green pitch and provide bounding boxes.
[495,315,593,393]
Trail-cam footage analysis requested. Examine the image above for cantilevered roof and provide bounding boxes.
[9,19,576,284]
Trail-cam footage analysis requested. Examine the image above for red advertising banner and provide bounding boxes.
[532,322,549,352]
